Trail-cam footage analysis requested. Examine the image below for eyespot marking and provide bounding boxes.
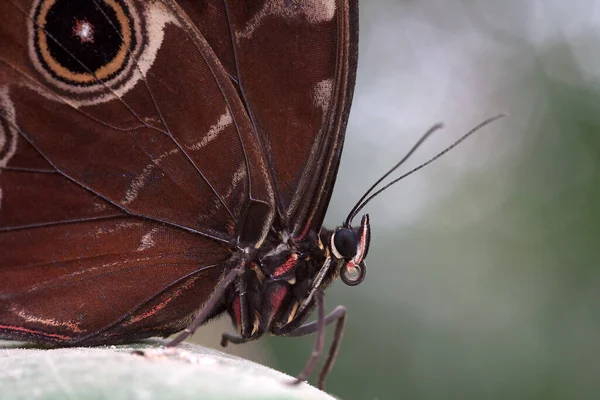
[26,0,179,106]
[31,0,136,86]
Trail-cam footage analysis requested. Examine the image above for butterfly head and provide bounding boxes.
[288,214,370,319]
[328,214,371,286]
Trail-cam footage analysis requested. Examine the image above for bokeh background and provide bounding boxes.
[192,1,600,398]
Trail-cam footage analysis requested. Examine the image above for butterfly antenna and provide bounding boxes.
[345,113,506,225]
[344,123,444,226]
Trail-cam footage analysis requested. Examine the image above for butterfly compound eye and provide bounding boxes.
[331,228,358,259]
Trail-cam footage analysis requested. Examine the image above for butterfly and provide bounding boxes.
[0,0,505,390]
[0,0,366,389]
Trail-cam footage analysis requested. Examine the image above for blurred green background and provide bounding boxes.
[193,0,600,399]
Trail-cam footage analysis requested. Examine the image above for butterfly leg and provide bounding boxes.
[221,266,264,346]
[289,292,347,390]
[220,332,248,346]
[167,268,240,347]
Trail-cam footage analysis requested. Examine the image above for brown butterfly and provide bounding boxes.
[0,0,505,390]
[0,0,364,389]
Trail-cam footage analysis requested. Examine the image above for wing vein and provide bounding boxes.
[92,0,238,222]
[0,112,229,243]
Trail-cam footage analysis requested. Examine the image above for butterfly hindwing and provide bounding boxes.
[0,218,228,344]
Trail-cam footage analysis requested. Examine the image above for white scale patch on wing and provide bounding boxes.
[207,163,246,213]
[187,108,232,151]
[0,87,18,210]
[121,148,180,205]
[48,256,155,282]
[93,201,109,213]
[137,227,160,251]
[236,0,336,40]
[93,220,143,237]
[199,164,246,236]
[224,164,247,201]
[313,78,333,112]
[122,108,234,208]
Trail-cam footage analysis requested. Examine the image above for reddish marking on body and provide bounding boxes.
[232,295,242,329]
[249,262,260,273]
[273,253,298,277]
[0,324,71,341]
[269,286,288,313]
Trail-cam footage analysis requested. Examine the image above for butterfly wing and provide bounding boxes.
[177,0,359,237]
[0,0,274,344]
[0,218,230,344]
